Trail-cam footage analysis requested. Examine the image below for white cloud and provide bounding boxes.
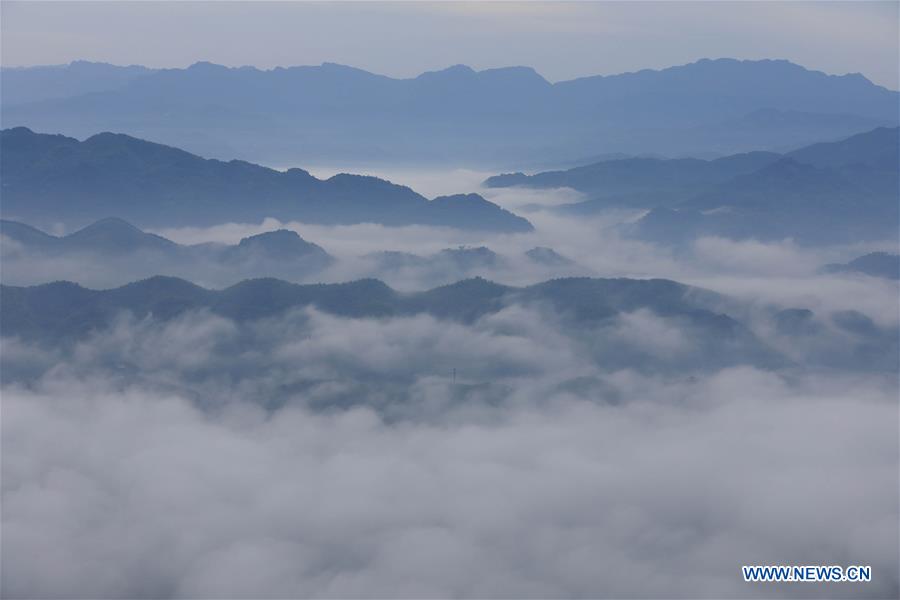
[3,364,896,598]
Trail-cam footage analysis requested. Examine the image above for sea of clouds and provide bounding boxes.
[2,171,898,598]
[3,299,898,597]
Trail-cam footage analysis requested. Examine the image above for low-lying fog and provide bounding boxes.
[2,167,898,598]
[4,304,898,598]
[149,169,898,325]
[3,167,897,325]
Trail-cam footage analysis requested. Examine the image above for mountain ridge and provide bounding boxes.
[4,272,896,373]
[1,217,332,260]
[0,127,534,232]
[822,252,900,280]
[4,57,896,164]
[0,273,729,338]
[3,57,893,91]
[487,127,899,244]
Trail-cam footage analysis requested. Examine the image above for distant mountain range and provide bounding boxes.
[4,274,896,373]
[1,61,155,105]
[0,275,719,336]
[1,217,334,286]
[1,217,331,263]
[360,245,582,288]
[488,127,900,244]
[0,127,533,232]
[0,274,777,375]
[485,150,784,207]
[2,58,897,165]
[1,217,579,289]
[366,246,502,273]
[822,252,900,280]
[2,217,179,255]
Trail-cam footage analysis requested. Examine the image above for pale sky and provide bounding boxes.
[2,1,898,89]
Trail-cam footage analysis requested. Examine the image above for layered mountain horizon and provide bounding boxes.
[487,126,900,244]
[0,216,584,290]
[4,5,899,599]
[5,271,896,376]
[3,57,896,165]
[5,123,896,244]
[0,127,534,232]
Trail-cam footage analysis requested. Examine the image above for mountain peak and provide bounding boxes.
[186,61,228,71]
[1,126,37,138]
[236,229,317,251]
[319,62,368,73]
[442,64,476,74]
[431,193,488,204]
[238,228,303,244]
[437,246,500,268]
[787,125,899,169]
[63,217,176,252]
[231,229,332,262]
[525,247,574,266]
[428,277,511,299]
[71,216,143,234]
[83,131,149,146]
[416,64,476,80]
[1,129,532,232]
[479,66,551,87]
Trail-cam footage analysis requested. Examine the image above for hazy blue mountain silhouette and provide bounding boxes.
[434,246,501,270]
[366,246,572,271]
[0,61,155,105]
[487,127,898,210]
[485,151,783,209]
[1,217,177,254]
[785,125,899,168]
[633,161,898,244]
[3,58,896,164]
[61,217,178,253]
[6,274,897,372]
[360,245,583,289]
[1,217,333,269]
[525,247,575,266]
[0,127,533,232]
[822,252,900,280]
[640,128,899,244]
[680,156,886,212]
[222,229,332,265]
[488,127,898,244]
[0,275,752,355]
[2,218,586,289]
[364,251,431,270]
[363,247,504,283]
[2,275,721,333]
[698,108,891,148]
[0,219,61,251]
